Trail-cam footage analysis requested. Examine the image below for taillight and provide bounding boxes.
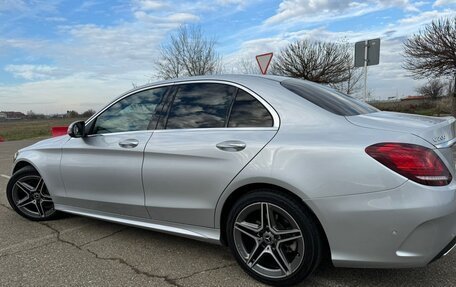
[365,143,452,186]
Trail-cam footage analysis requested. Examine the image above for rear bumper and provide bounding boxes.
[307,180,456,268]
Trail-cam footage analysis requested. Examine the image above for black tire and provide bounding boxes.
[226,189,322,286]
[6,166,60,221]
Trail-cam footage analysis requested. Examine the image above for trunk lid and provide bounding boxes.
[346,111,456,147]
[346,111,456,173]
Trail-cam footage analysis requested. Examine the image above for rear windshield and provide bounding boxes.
[281,79,378,116]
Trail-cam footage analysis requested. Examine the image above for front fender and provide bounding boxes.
[12,142,66,199]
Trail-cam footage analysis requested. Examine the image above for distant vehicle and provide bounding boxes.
[7,75,456,286]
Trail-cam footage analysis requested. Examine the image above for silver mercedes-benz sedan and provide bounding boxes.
[7,75,456,286]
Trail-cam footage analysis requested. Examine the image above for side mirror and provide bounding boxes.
[68,121,86,138]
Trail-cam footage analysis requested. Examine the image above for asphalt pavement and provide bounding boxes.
[0,139,455,286]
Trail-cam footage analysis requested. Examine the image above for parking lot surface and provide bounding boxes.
[0,139,455,286]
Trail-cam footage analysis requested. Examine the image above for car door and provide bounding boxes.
[142,82,279,227]
[60,86,169,218]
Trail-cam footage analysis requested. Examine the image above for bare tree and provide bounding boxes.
[272,39,361,94]
[329,61,363,95]
[236,57,261,74]
[416,79,445,100]
[403,17,456,114]
[155,25,221,80]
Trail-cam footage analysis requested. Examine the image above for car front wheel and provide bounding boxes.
[7,166,59,221]
[226,190,323,286]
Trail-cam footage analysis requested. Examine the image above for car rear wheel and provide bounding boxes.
[7,166,59,221]
[226,190,322,286]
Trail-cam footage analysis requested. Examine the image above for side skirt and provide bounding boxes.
[55,204,221,244]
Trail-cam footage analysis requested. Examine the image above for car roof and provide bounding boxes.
[130,74,288,91]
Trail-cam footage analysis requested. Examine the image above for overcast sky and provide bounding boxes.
[0,0,455,114]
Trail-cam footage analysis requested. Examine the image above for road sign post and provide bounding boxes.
[256,53,273,75]
[355,38,380,101]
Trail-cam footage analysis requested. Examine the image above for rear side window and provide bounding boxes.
[228,90,273,127]
[281,79,378,116]
[165,83,236,129]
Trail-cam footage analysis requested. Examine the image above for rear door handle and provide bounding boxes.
[119,139,139,148]
[216,140,246,152]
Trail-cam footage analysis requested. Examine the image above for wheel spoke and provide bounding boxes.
[270,247,291,275]
[261,203,272,229]
[250,245,269,268]
[35,200,45,217]
[35,178,47,197]
[15,181,33,195]
[276,229,302,243]
[16,197,33,208]
[235,221,261,240]
[246,242,264,265]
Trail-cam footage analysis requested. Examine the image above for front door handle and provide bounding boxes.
[216,140,246,152]
[119,139,139,148]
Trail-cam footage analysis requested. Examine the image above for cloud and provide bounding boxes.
[433,0,456,6]
[0,72,148,113]
[265,0,418,25]
[44,16,66,22]
[4,65,60,80]
[0,1,203,113]
[0,0,60,14]
[132,0,168,11]
[215,0,255,9]
[397,9,455,33]
[134,11,199,23]
[0,0,27,12]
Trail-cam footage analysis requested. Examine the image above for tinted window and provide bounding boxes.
[166,83,236,129]
[281,79,378,116]
[93,87,167,134]
[228,90,273,127]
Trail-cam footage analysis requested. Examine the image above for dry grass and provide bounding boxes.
[0,118,86,141]
[370,97,452,116]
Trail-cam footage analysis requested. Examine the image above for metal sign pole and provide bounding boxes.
[364,40,368,101]
[355,38,380,101]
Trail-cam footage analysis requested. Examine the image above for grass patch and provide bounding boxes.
[370,97,452,117]
[0,118,86,141]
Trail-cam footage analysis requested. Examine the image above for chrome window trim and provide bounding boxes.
[169,80,280,129]
[85,79,280,133]
[153,127,278,133]
[85,130,154,138]
[86,127,277,138]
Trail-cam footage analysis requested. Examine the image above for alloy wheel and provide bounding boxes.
[233,202,305,279]
[11,175,55,218]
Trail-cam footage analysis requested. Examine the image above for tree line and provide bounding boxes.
[156,17,456,114]
[25,109,96,119]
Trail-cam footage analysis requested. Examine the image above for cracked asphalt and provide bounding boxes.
[0,139,455,287]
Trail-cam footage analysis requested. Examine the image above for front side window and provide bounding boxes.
[92,87,167,134]
[165,83,236,129]
[228,90,273,127]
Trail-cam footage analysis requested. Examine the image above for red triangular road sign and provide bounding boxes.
[256,52,273,75]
